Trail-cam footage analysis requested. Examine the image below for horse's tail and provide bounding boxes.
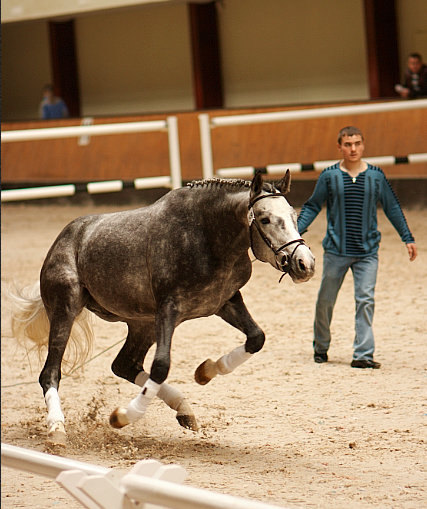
[8,282,95,374]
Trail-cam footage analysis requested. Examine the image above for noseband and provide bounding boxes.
[248,192,306,276]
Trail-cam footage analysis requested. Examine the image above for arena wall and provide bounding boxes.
[2,101,427,187]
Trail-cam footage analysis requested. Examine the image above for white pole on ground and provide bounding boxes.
[1,443,109,479]
[1,184,76,202]
[122,473,291,509]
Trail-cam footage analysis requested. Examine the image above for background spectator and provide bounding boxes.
[39,84,69,119]
[395,52,427,99]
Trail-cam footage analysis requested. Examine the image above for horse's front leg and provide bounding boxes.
[195,291,265,385]
[110,320,198,431]
[110,299,178,429]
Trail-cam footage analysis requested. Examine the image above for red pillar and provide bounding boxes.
[364,0,400,98]
[189,2,224,109]
[49,20,81,117]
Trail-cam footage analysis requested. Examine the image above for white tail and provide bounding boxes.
[8,282,95,374]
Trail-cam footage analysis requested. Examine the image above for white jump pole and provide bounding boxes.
[408,153,427,164]
[2,444,292,509]
[1,184,77,202]
[122,473,289,509]
[134,175,173,189]
[1,443,109,479]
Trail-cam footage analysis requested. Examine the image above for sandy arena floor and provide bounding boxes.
[1,199,426,509]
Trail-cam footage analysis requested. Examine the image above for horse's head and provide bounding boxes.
[248,170,315,283]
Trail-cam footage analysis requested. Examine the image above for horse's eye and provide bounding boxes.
[260,218,270,225]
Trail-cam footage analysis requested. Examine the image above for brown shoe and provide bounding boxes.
[351,359,381,369]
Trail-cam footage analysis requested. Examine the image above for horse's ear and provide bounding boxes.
[250,169,264,198]
[276,169,291,194]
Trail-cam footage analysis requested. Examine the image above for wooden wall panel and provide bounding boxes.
[2,102,427,184]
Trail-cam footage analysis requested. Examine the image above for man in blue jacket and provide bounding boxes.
[298,126,417,369]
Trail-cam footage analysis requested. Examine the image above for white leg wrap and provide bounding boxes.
[126,379,161,423]
[135,371,184,411]
[216,345,252,375]
[45,388,64,428]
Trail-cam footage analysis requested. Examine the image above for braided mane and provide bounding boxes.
[187,178,277,192]
[187,178,250,191]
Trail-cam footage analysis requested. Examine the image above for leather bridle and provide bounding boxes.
[248,192,306,275]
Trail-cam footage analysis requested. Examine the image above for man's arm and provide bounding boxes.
[297,172,328,234]
[379,172,416,260]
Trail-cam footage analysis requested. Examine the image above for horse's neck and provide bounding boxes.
[199,189,249,224]
[227,190,251,225]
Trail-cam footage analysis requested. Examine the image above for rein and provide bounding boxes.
[248,192,306,279]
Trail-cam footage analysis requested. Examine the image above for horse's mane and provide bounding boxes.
[187,178,250,191]
[187,178,277,193]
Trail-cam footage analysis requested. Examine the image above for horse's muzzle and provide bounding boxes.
[277,246,315,283]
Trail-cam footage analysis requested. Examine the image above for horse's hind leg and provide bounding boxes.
[39,282,86,445]
[110,317,197,431]
[195,290,265,385]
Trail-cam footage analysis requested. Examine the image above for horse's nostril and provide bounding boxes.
[298,260,306,271]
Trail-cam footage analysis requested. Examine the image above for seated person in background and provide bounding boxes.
[395,53,427,99]
[39,84,69,119]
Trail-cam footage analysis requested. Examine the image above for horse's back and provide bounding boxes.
[40,187,251,321]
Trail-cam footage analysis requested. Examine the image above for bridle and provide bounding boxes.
[248,192,306,276]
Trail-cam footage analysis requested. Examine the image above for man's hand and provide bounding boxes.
[395,84,410,98]
[406,243,417,261]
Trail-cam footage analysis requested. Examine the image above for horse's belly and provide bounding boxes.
[175,272,249,321]
[83,274,156,320]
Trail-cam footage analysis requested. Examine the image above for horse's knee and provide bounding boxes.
[150,358,170,384]
[111,357,138,383]
[245,330,265,354]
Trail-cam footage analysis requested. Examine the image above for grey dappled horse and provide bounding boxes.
[11,170,315,444]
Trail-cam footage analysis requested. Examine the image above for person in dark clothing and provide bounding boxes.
[298,127,417,369]
[395,53,427,99]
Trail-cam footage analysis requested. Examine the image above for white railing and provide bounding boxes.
[215,153,427,179]
[1,116,182,202]
[198,99,427,179]
[1,443,293,509]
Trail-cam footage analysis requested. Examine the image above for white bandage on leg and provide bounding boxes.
[126,378,161,422]
[45,387,64,428]
[135,371,184,411]
[216,345,252,375]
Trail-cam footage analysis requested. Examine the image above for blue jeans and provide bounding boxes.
[314,252,378,361]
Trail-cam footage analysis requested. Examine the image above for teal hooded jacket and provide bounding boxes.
[297,163,415,256]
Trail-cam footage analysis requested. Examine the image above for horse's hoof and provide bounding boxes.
[176,413,199,431]
[109,407,130,429]
[47,421,67,446]
[195,358,217,385]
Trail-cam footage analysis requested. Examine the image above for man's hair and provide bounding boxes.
[337,126,364,144]
[409,52,422,61]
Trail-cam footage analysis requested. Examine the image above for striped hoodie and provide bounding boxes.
[297,163,415,257]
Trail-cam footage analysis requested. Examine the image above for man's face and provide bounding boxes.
[408,57,422,73]
[338,134,365,163]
